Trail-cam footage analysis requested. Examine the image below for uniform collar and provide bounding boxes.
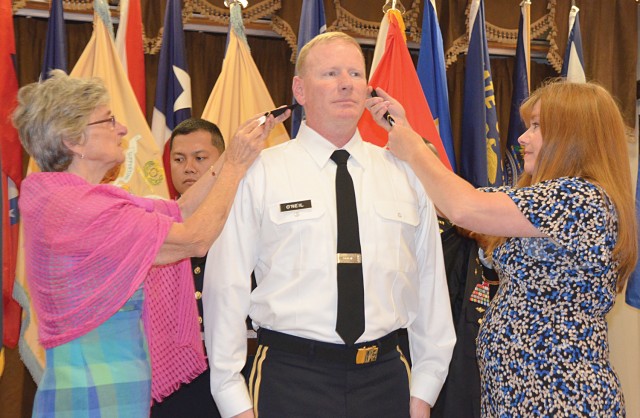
[297,121,368,170]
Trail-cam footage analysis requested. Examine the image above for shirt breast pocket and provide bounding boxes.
[266,201,328,270]
[372,200,420,273]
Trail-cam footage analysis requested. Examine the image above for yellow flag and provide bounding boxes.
[71,7,168,198]
[202,3,289,147]
[13,212,45,381]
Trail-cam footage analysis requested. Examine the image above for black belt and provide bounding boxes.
[257,329,399,365]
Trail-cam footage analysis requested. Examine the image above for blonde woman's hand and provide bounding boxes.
[386,122,427,166]
[365,87,408,132]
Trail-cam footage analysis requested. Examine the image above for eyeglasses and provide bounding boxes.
[87,115,116,129]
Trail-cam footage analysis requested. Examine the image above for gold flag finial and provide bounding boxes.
[383,0,406,15]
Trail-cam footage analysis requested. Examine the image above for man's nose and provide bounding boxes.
[184,158,197,173]
[338,72,353,90]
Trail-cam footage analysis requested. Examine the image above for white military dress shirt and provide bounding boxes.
[203,122,455,418]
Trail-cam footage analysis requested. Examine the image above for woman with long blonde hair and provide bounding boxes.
[367,80,636,417]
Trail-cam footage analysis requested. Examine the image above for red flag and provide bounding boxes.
[115,0,146,115]
[0,0,23,348]
[358,11,452,170]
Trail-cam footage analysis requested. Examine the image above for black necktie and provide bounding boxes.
[331,150,365,346]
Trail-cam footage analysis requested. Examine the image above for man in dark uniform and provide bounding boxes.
[152,118,257,418]
[431,221,499,418]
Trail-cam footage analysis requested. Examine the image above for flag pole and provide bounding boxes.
[224,0,248,7]
[522,0,531,92]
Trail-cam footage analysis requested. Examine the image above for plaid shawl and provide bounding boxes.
[20,172,206,401]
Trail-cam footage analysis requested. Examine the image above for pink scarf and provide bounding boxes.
[20,172,206,401]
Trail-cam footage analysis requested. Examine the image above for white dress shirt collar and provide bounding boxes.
[296,121,370,171]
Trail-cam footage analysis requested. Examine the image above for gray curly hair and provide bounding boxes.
[12,70,109,172]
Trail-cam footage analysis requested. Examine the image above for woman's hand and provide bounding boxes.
[225,108,292,171]
[386,121,428,166]
[365,87,408,131]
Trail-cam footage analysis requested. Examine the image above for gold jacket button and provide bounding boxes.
[194,266,202,275]
[198,316,203,324]
[195,291,202,300]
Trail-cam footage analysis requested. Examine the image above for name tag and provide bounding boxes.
[280,200,312,212]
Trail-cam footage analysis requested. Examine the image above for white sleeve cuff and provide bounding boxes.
[214,381,253,418]
[410,372,447,407]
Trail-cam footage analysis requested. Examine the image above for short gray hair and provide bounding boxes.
[12,70,109,172]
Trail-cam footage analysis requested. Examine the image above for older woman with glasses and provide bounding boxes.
[13,70,290,417]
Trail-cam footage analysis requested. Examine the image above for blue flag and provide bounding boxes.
[626,169,640,308]
[560,5,585,83]
[504,4,529,186]
[416,0,455,172]
[40,0,67,80]
[291,0,326,138]
[460,0,502,188]
[151,0,191,198]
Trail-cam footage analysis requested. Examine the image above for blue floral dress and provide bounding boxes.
[477,177,625,417]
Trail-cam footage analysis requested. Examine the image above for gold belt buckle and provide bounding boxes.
[355,345,379,364]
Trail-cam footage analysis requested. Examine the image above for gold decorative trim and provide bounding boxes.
[485,12,555,45]
[143,26,163,55]
[187,0,281,23]
[444,2,472,68]
[171,0,281,56]
[333,0,380,38]
[446,34,468,67]
[403,0,421,43]
[12,0,27,12]
[63,0,93,11]
[443,1,559,70]
[545,0,562,73]
[270,15,298,63]
[332,0,422,40]
[184,0,229,25]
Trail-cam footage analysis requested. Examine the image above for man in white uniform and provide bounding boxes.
[203,32,455,418]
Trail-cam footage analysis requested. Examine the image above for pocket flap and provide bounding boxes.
[374,201,419,226]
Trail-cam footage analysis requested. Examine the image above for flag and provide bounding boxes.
[560,5,586,83]
[358,10,452,170]
[416,0,456,172]
[14,0,169,382]
[0,157,3,377]
[368,9,390,81]
[1,0,23,350]
[40,0,67,80]
[202,2,289,148]
[291,0,326,138]
[460,0,503,188]
[72,0,167,197]
[504,1,530,186]
[24,24,63,376]
[115,0,146,114]
[151,0,191,199]
[626,167,640,308]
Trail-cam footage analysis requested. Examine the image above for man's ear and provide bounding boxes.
[292,76,305,105]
